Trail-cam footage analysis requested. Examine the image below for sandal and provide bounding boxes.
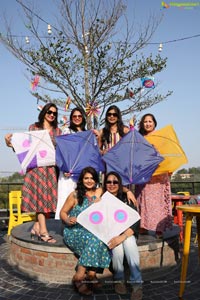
[30,228,40,240]
[86,275,102,289]
[38,233,56,243]
[131,286,143,300]
[73,279,92,295]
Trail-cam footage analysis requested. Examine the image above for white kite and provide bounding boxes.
[77,191,140,245]
[11,130,55,173]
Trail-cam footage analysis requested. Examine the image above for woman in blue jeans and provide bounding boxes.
[104,171,143,300]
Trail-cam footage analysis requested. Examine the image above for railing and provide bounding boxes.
[170,181,200,195]
[0,181,200,219]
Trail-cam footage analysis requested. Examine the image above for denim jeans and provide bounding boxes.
[112,235,142,285]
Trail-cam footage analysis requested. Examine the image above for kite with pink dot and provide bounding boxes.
[114,209,128,223]
[89,211,104,224]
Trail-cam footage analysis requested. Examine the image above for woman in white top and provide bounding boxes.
[55,107,86,219]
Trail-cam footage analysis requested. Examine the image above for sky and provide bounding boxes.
[0,0,200,176]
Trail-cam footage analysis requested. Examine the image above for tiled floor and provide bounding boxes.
[0,224,199,300]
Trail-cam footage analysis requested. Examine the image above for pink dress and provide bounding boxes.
[135,173,172,233]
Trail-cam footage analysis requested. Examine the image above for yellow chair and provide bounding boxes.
[176,204,200,298]
[194,233,198,243]
[7,190,36,235]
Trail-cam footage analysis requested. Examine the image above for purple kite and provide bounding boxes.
[102,128,164,185]
[56,130,105,181]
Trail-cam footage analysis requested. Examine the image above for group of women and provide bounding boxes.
[5,102,173,299]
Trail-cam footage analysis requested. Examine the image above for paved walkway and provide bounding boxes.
[0,225,199,300]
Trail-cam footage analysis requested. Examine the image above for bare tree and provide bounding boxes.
[0,0,172,128]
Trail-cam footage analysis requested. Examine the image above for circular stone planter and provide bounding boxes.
[8,220,180,283]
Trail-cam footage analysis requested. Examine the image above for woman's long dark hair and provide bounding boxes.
[76,167,99,205]
[101,105,126,145]
[36,103,58,129]
[104,171,124,200]
[138,113,157,136]
[69,107,86,132]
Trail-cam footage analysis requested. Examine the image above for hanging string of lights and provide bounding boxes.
[5,29,200,51]
[5,0,200,51]
[149,34,200,52]
[15,0,59,31]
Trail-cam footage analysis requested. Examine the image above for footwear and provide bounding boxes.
[114,282,127,294]
[131,286,143,300]
[38,233,56,243]
[72,277,93,295]
[86,275,102,289]
[30,228,40,240]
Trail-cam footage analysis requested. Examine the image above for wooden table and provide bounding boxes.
[171,195,190,242]
[176,204,200,298]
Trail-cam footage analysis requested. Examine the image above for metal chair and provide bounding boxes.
[7,190,36,235]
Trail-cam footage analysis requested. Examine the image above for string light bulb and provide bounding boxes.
[47,24,52,35]
[158,43,163,52]
[84,45,89,54]
[25,36,30,44]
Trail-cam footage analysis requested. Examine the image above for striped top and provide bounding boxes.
[103,132,121,151]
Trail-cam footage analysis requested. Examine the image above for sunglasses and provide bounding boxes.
[106,180,119,185]
[46,110,57,117]
[72,114,83,119]
[107,112,118,117]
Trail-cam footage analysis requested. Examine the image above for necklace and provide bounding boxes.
[86,194,96,203]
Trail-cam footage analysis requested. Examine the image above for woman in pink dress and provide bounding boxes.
[135,113,172,238]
